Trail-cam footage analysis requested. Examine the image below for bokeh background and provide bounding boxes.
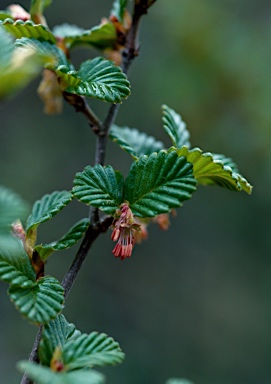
[1,1,271,383]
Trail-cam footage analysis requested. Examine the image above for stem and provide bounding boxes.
[20,327,43,384]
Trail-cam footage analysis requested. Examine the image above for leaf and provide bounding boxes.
[62,332,125,369]
[63,57,130,103]
[26,191,73,234]
[53,22,117,50]
[162,104,191,148]
[1,19,56,43]
[0,185,29,234]
[111,0,128,22]
[0,237,36,287]
[109,125,165,159]
[176,147,252,194]
[39,314,81,366]
[73,165,124,215]
[124,150,197,217]
[30,0,53,23]
[35,218,90,261]
[18,361,105,384]
[0,12,12,21]
[9,276,64,324]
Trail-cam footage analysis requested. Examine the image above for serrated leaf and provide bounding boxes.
[109,125,165,159]
[111,0,128,22]
[166,380,194,384]
[63,57,130,103]
[39,314,81,366]
[176,147,252,194]
[73,165,124,215]
[124,150,197,218]
[26,191,73,234]
[15,37,69,68]
[0,12,12,21]
[2,18,56,43]
[0,237,36,287]
[9,276,64,324]
[18,361,105,384]
[30,0,52,22]
[162,105,191,148]
[0,185,29,234]
[62,331,125,369]
[54,22,117,50]
[35,218,89,261]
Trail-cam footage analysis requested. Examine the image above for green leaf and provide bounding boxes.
[162,104,191,148]
[62,57,130,103]
[109,125,165,159]
[9,276,64,324]
[124,150,197,218]
[18,362,105,384]
[111,0,128,22]
[30,0,52,19]
[0,12,12,21]
[39,315,81,366]
[0,237,36,287]
[166,380,194,384]
[73,165,124,215]
[62,332,125,369]
[0,185,29,235]
[54,22,117,50]
[176,147,252,194]
[26,191,73,234]
[1,19,56,43]
[35,218,90,261]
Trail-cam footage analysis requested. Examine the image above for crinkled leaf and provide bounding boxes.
[54,22,117,50]
[73,165,123,215]
[9,276,64,324]
[0,12,12,21]
[39,314,81,366]
[30,0,52,19]
[63,57,130,103]
[18,362,105,384]
[0,237,36,287]
[166,380,194,384]
[176,147,252,194]
[124,150,197,218]
[62,331,125,369]
[26,191,73,233]
[109,125,164,159]
[15,37,69,67]
[111,0,128,22]
[0,185,29,234]
[162,104,191,148]
[35,218,89,261]
[1,19,56,43]
[212,153,240,173]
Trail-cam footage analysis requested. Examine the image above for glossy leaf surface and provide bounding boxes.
[26,191,72,233]
[18,362,105,384]
[162,104,191,148]
[63,57,130,103]
[35,218,89,261]
[109,125,164,159]
[9,276,64,324]
[73,165,123,215]
[124,150,197,217]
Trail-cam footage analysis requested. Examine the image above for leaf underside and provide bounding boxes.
[124,150,197,217]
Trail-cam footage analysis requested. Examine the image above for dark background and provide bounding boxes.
[1,1,271,383]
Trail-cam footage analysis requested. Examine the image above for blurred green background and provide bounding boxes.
[1,0,271,383]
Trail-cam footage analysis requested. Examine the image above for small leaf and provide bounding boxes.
[62,332,125,369]
[54,22,117,50]
[0,185,29,234]
[73,165,124,215]
[39,314,81,366]
[26,191,73,234]
[9,276,64,324]
[30,0,53,24]
[18,361,105,384]
[162,105,191,148]
[109,125,164,159]
[176,147,252,194]
[0,237,36,287]
[63,57,130,103]
[35,218,90,261]
[2,19,56,43]
[111,0,128,22]
[124,149,197,217]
